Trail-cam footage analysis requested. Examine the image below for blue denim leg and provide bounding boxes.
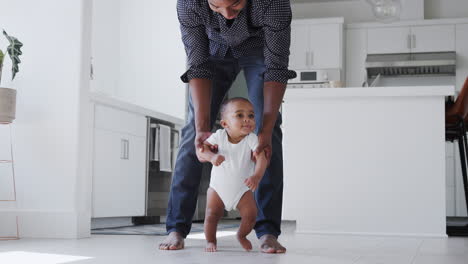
[239,55,284,238]
[166,56,240,237]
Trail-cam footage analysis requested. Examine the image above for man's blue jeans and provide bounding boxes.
[166,54,284,239]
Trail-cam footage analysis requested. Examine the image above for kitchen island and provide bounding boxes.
[282,86,454,237]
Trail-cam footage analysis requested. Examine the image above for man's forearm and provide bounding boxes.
[261,81,286,134]
[254,151,268,178]
[189,78,212,132]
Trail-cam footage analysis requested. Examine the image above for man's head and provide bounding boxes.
[208,0,247,20]
[220,97,255,136]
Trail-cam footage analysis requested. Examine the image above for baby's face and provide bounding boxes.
[221,100,256,136]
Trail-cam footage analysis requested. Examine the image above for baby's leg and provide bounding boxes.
[236,191,257,251]
[204,187,225,252]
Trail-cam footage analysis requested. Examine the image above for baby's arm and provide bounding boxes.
[244,150,267,191]
[197,143,225,166]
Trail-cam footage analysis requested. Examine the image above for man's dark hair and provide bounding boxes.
[219,97,253,119]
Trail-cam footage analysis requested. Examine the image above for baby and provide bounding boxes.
[197,97,267,252]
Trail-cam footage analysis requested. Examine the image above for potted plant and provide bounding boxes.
[0,30,23,124]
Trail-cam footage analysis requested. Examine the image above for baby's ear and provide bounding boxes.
[220,119,228,128]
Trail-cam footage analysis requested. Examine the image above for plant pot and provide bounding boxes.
[0,87,16,123]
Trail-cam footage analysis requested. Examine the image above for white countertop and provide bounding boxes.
[284,86,455,100]
[89,92,185,126]
[346,17,468,29]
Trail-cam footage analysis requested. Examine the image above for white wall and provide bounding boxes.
[292,0,424,23]
[425,0,468,19]
[90,0,120,97]
[91,0,187,120]
[0,0,92,238]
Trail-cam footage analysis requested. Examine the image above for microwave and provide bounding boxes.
[288,69,341,84]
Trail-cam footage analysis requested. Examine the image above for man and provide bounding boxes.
[159,0,296,253]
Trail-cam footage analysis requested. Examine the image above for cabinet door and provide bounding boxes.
[290,24,309,70]
[367,26,411,54]
[411,25,455,53]
[92,129,146,218]
[309,23,342,69]
[345,28,367,87]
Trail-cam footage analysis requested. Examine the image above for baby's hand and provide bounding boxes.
[244,175,261,192]
[211,154,225,166]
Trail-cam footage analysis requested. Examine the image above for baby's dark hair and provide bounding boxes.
[219,97,253,119]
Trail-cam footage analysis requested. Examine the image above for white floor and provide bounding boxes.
[1,222,468,264]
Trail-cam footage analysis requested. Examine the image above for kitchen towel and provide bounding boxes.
[151,124,159,161]
[159,124,172,172]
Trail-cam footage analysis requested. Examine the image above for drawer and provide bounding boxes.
[94,104,147,137]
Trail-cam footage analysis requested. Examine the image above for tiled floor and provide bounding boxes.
[1,222,468,264]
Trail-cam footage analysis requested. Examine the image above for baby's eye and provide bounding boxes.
[237,113,244,118]
[248,114,254,119]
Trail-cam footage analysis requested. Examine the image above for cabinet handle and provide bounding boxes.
[121,139,129,160]
[126,140,130,159]
[407,34,411,49]
[412,34,416,49]
[310,51,314,67]
[306,51,310,67]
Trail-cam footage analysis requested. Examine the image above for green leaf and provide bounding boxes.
[3,30,23,80]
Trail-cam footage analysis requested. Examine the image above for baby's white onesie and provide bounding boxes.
[205,129,258,211]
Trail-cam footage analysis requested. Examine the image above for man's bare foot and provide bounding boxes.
[259,234,286,254]
[237,234,253,251]
[205,241,217,252]
[159,232,184,250]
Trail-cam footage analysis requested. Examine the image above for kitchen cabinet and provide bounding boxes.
[290,19,343,70]
[367,24,455,54]
[308,23,342,69]
[367,27,411,54]
[282,86,452,236]
[290,24,309,70]
[92,104,147,218]
[345,28,367,87]
[411,25,455,53]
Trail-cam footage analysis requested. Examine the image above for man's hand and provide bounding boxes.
[195,131,212,162]
[195,131,219,163]
[244,175,261,192]
[254,131,273,163]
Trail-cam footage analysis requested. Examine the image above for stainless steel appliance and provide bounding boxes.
[133,117,180,224]
[288,68,341,88]
[365,51,456,78]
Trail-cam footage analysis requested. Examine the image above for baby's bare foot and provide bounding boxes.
[205,241,217,252]
[237,234,253,251]
[158,232,184,250]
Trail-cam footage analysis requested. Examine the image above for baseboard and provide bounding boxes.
[91,217,133,229]
[15,210,79,238]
